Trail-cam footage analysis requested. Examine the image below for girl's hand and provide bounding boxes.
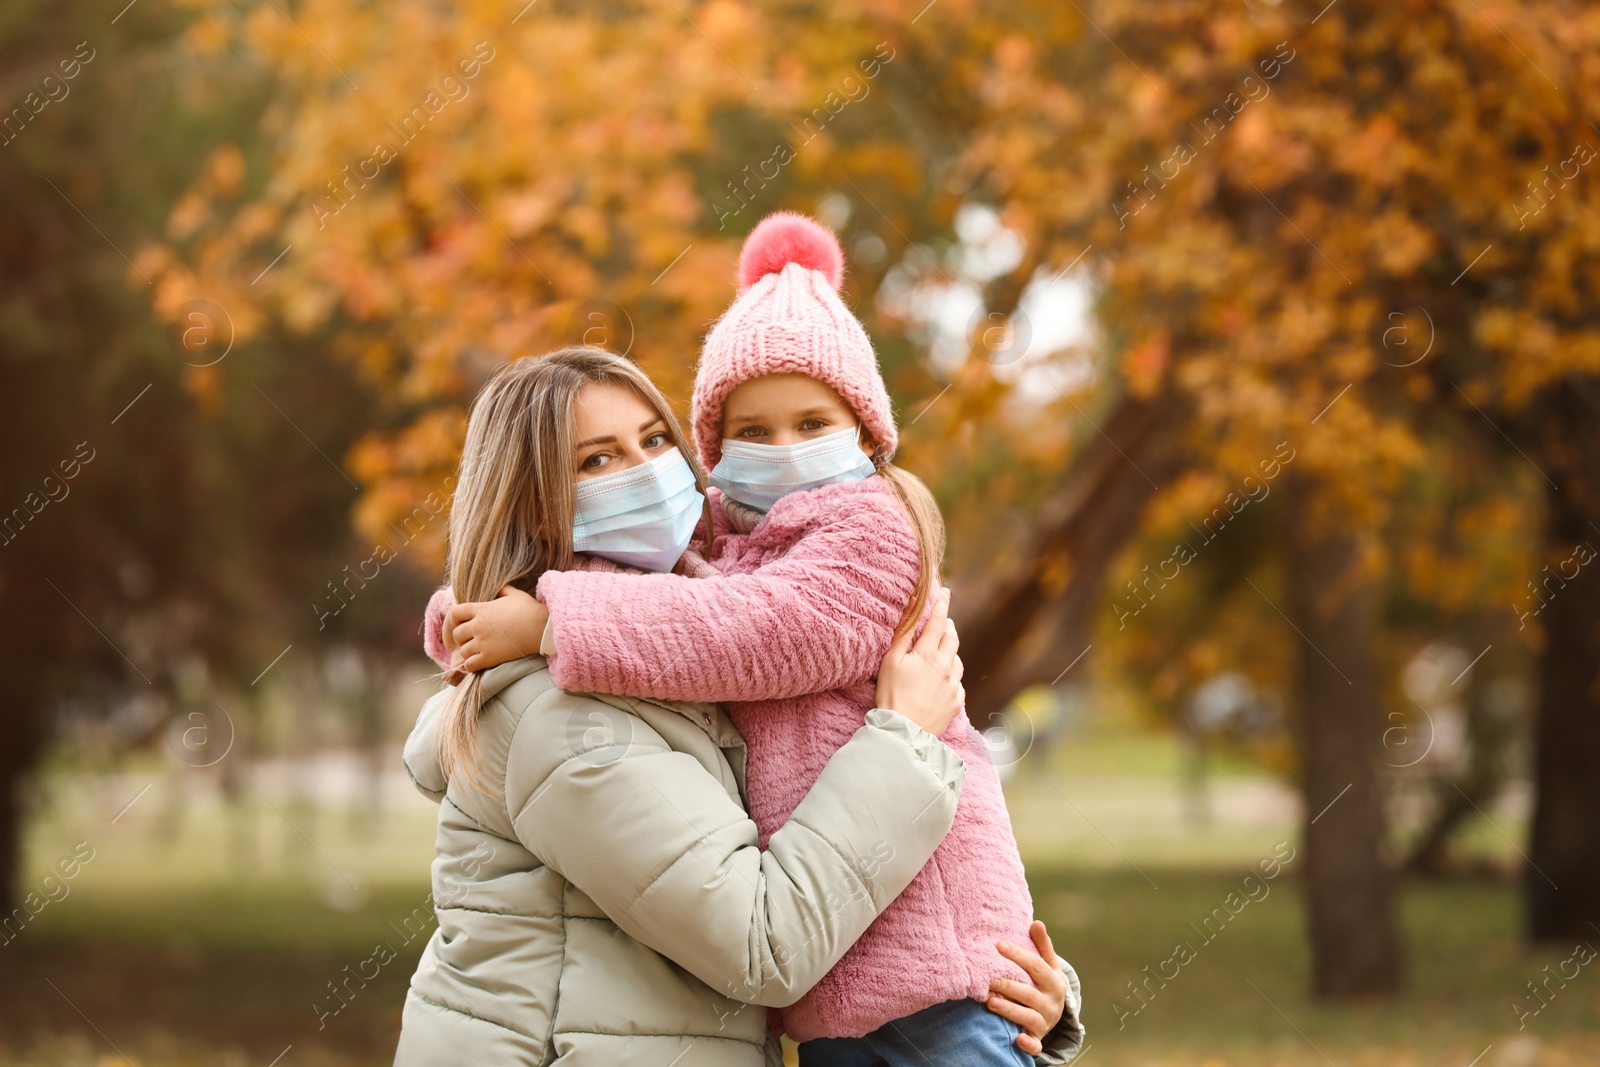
[443,585,549,683]
[986,920,1068,1056]
[874,588,963,737]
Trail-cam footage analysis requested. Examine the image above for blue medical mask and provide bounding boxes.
[709,427,878,513]
[572,448,705,573]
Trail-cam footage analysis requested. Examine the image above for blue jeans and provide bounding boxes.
[797,997,1030,1067]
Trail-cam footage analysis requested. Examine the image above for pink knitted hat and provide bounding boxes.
[692,212,897,469]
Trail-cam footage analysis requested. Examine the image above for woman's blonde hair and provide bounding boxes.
[437,347,705,788]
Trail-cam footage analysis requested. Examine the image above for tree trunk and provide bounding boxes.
[958,391,1185,725]
[0,743,27,916]
[0,588,47,914]
[1285,473,1403,998]
[1525,380,1600,941]
[0,555,54,912]
[1404,640,1517,876]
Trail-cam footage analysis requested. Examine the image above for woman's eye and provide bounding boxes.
[580,452,608,470]
[643,432,669,449]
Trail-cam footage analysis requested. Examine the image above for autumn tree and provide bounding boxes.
[0,0,430,906]
[155,0,1600,995]
[946,0,1600,981]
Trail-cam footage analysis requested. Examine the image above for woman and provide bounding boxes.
[395,350,1082,1066]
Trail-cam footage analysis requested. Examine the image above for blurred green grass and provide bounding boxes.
[3,722,1596,1066]
[5,869,1597,1066]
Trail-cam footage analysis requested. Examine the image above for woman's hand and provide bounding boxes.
[874,588,963,737]
[443,585,549,684]
[986,920,1068,1056]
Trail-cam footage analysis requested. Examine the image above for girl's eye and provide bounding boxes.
[736,426,767,439]
[800,418,827,432]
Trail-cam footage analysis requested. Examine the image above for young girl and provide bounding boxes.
[433,215,1082,1065]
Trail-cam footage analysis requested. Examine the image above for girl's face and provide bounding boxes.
[722,373,874,454]
[571,381,675,482]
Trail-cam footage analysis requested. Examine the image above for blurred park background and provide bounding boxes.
[3,0,1600,1064]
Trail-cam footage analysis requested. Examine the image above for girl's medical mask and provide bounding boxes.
[708,427,877,513]
[571,448,704,572]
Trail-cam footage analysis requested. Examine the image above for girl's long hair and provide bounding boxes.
[437,347,705,789]
[875,459,948,641]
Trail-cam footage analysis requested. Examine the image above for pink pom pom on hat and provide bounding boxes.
[692,211,898,470]
[736,211,844,290]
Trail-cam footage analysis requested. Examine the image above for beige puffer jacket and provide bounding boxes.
[394,655,971,1066]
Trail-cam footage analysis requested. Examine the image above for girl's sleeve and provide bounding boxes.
[536,494,921,702]
[422,586,456,670]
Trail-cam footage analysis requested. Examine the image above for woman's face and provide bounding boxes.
[571,381,675,482]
